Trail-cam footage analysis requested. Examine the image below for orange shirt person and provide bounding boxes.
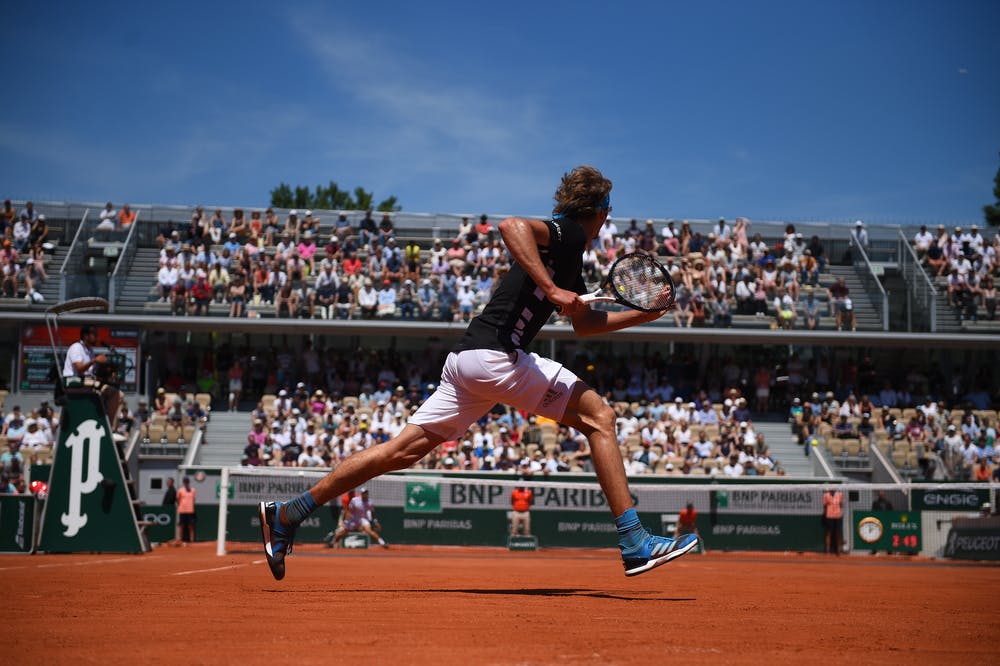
[675,503,699,538]
[118,204,136,229]
[176,477,197,544]
[822,489,843,555]
[510,485,533,536]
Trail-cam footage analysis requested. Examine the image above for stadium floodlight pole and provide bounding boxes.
[217,466,231,556]
[44,297,110,392]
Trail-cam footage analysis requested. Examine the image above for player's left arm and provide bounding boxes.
[570,305,664,336]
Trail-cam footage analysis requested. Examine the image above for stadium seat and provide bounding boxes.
[195,393,213,411]
[826,439,845,457]
[844,438,861,456]
[147,423,165,443]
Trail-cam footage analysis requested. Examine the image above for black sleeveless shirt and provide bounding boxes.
[453,218,588,353]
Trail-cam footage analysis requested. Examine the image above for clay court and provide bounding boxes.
[3,544,997,665]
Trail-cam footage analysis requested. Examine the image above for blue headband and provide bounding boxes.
[598,195,611,210]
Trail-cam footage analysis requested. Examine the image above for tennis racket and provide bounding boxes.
[559,252,676,313]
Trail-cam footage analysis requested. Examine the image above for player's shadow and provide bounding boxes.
[437,588,695,602]
[272,588,694,601]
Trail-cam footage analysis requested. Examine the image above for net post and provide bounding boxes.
[216,467,230,556]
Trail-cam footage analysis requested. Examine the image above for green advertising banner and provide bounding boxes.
[0,494,37,553]
[912,488,990,512]
[854,511,921,553]
[139,505,177,544]
[38,391,147,553]
[223,505,339,544]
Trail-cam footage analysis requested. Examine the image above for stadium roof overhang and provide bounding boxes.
[0,312,996,350]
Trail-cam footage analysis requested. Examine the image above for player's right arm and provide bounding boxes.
[498,218,582,315]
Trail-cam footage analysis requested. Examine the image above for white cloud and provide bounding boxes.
[284,10,565,211]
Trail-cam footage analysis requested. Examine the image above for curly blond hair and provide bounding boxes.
[552,165,612,219]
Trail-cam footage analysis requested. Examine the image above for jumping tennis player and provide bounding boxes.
[259,165,699,579]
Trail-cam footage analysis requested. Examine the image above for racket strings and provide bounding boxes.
[612,256,674,310]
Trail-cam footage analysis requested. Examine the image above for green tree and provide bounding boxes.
[269,180,401,212]
[984,154,1000,228]
[269,183,294,208]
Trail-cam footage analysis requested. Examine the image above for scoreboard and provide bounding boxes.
[855,511,921,553]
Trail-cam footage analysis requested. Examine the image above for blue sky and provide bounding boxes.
[2,1,998,225]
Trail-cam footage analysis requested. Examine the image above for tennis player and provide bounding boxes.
[260,165,699,579]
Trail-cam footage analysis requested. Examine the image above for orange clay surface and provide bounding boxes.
[3,542,998,665]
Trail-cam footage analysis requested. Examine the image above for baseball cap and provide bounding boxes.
[739,421,748,428]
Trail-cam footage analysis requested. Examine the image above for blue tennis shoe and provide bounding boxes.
[259,500,298,581]
[621,533,699,576]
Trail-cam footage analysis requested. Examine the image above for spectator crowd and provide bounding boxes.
[147,207,866,330]
[912,223,1000,323]
[1,199,52,302]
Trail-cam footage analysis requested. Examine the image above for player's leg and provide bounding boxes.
[260,423,443,578]
[559,382,698,576]
[361,519,387,548]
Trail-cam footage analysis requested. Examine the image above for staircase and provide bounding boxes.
[116,247,161,313]
[753,419,815,477]
[824,265,883,331]
[196,410,252,467]
[35,245,68,304]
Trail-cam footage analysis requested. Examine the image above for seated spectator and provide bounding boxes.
[29,214,50,247]
[378,213,395,245]
[275,282,299,318]
[333,280,355,319]
[333,212,352,241]
[118,204,136,229]
[357,277,378,319]
[773,288,796,329]
[1,255,24,297]
[710,294,732,327]
[0,199,16,236]
[801,287,822,330]
[375,280,397,318]
[12,215,31,252]
[190,275,213,315]
[722,454,743,477]
[96,202,117,232]
[833,414,857,439]
[474,214,494,242]
[913,224,933,258]
[227,273,247,318]
[357,209,377,248]
[170,281,189,316]
[672,287,693,327]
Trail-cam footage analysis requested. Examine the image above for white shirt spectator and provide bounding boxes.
[723,460,744,477]
[21,425,49,451]
[297,447,324,467]
[914,229,933,253]
[693,438,713,459]
[63,339,95,378]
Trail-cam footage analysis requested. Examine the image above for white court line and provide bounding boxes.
[0,556,158,572]
[172,559,265,576]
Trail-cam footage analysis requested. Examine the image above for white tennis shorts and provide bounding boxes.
[409,349,580,441]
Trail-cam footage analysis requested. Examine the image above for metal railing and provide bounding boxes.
[107,212,141,313]
[58,209,89,303]
[849,234,890,331]
[897,229,938,332]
